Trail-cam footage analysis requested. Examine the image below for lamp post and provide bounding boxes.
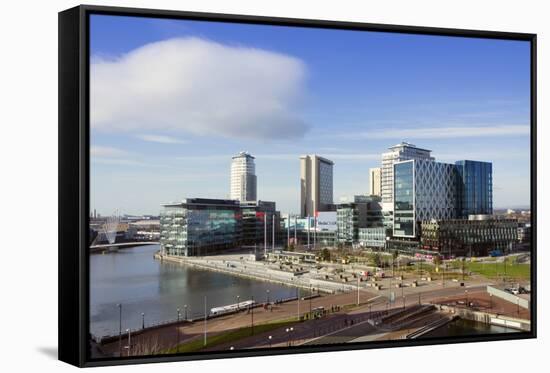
[251,296,255,336]
[126,328,131,357]
[177,308,181,353]
[268,335,273,348]
[356,276,360,306]
[266,289,270,304]
[307,215,310,249]
[117,304,122,357]
[401,277,405,308]
[184,304,188,321]
[237,295,240,312]
[286,327,294,346]
[297,287,301,320]
[309,284,312,316]
[141,312,145,330]
[204,296,208,346]
[294,216,297,245]
[287,214,290,248]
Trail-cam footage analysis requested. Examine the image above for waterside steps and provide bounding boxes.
[406,315,458,339]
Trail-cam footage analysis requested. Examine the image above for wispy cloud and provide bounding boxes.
[325,153,379,161]
[91,37,309,140]
[343,124,529,140]
[90,145,129,158]
[136,134,188,144]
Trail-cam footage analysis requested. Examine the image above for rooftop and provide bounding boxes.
[232,151,255,159]
[388,141,432,153]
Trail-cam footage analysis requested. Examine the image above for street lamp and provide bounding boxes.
[237,295,240,311]
[251,296,255,336]
[141,312,145,330]
[184,304,188,321]
[230,346,234,351]
[126,328,131,357]
[177,308,181,353]
[266,289,270,304]
[268,335,273,348]
[117,304,122,357]
[286,327,294,346]
[309,284,313,316]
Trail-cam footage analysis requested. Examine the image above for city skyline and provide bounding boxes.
[90,15,531,216]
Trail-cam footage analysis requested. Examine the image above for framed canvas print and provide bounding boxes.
[58,4,537,367]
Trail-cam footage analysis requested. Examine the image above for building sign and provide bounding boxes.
[316,212,337,232]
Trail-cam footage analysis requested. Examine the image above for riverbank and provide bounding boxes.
[90,245,302,338]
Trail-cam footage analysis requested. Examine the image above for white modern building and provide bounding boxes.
[369,167,382,196]
[230,151,257,202]
[393,159,457,237]
[300,155,334,217]
[381,142,434,209]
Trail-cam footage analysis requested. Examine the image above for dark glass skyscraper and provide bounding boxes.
[454,160,493,217]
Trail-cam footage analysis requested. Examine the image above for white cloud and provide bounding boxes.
[344,124,529,140]
[136,134,187,144]
[90,145,129,158]
[91,37,309,140]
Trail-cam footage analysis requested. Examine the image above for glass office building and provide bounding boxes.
[455,160,493,217]
[393,159,457,238]
[160,198,242,257]
[393,161,415,237]
[420,216,517,257]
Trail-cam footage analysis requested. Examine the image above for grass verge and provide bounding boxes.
[163,317,299,354]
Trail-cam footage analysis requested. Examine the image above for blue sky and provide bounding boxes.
[90,14,531,216]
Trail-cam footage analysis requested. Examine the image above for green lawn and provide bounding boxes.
[445,258,530,280]
[163,317,299,354]
[465,261,530,280]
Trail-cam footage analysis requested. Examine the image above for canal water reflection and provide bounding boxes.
[419,317,521,338]
[90,244,302,337]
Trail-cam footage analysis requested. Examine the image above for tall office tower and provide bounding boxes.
[455,160,493,217]
[369,167,382,196]
[393,159,457,238]
[300,155,334,217]
[230,151,257,202]
[381,142,434,210]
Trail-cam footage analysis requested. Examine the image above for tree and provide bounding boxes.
[320,248,331,262]
[433,255,442,274]
[371,253,382,268]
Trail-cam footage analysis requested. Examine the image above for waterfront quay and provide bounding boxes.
[155,251,342,294]
[90,245,531,357]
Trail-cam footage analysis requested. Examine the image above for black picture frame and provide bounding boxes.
[59,4,537,368]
